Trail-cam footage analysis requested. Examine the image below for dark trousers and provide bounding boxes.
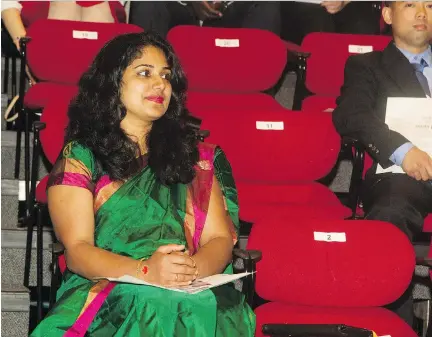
[129,1,281,39]
[363,174,432,326]
[281,1,381,45]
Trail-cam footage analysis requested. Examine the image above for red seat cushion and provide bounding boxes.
[167,25,286,92]
[186,92,284,116]
[24,83,78,110]
[27,19,143,85]
[36,175,49,203]
[301,95,336,113]
[255,303,417,337]
[247,219,415,307]
[236,182,351,222]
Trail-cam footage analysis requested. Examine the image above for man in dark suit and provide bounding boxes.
[333,1,432,325]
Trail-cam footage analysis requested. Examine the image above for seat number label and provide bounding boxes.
[348,44,373,54]
[314,232,346,242]
[73,30,98,40]
[215,39,240,48]
[256,121,284,130]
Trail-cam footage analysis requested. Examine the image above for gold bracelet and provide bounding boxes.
[135,258,148,278]
[189,256,197,268]
[189,256,199,279]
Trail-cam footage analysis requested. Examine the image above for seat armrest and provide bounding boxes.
[233,248,262,263]
[416,257,432,268]
[19,36,31,50]
[33,121,46,132]
[284,40,311,61]
[262,324,373,337]
[343,136,366,217]
[50,242,65,255]
[232,248,261,308]
[342,136,365,151]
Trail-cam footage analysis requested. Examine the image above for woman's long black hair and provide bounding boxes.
[66,32,199,185]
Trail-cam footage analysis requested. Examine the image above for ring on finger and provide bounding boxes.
[175,273,178,281]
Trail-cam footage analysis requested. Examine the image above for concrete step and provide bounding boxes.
[1,285,30,337]
[1,195,20,230]
[1,56,22,98]
[1,179,22,230]
[2,229,54,288]
[2,93,8,131]
[1,178,52,230]
[328,159,352,193]
[1,130,50,180]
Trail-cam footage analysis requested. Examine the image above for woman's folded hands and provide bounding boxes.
[139,244,199,287]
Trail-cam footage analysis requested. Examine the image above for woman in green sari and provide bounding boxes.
[31,32,255,336]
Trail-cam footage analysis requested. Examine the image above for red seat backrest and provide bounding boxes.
[40,90,77,164]
[301,33,391,96]
[247,217,415,307]
[26,19,143,84]
[200,109,340,182]
[167,25,287,93]
[186,91,285,116]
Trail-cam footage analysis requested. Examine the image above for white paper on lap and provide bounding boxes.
[377,97,432,174]
[94,272,252,294]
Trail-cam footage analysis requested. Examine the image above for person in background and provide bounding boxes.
[281,1,381,45]
[129,1,281,38]
[1,1,126,51]
[30,31,255,336]
[333,1,432,326]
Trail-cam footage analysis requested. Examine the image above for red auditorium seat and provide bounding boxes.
[297,32,391,112]
[15,19,143,214]
[200,108,351,223]
[167,25,287,116]
[248,217,418,337]
[25,19,143,105]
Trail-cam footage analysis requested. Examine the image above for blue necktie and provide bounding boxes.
[412,58,431,96]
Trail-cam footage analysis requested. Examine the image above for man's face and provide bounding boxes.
[383,2,432,50]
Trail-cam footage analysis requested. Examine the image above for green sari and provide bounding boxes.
[31,141,255,337]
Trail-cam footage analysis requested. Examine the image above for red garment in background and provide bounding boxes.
[20,1,126,27]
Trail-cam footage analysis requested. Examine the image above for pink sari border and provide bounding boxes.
[191,144,216,251]
[94,175,112,196]
[49,172,93,190]
[63,282,116,337]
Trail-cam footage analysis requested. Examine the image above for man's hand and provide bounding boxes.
[320,1,349,14]
[191,1,223,21]
[402,147,432,181]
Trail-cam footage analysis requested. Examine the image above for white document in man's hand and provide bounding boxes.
[377,97,432,174]
[94,272,252,294]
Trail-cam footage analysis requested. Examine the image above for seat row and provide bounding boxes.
[13,19,431,336]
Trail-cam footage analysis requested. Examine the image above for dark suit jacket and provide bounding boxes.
[332,42,430,180]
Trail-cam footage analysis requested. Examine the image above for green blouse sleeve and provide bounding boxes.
[47,141,98,193]
[213,147,240,236]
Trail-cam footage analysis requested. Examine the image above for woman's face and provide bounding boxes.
[121,46,173,124]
